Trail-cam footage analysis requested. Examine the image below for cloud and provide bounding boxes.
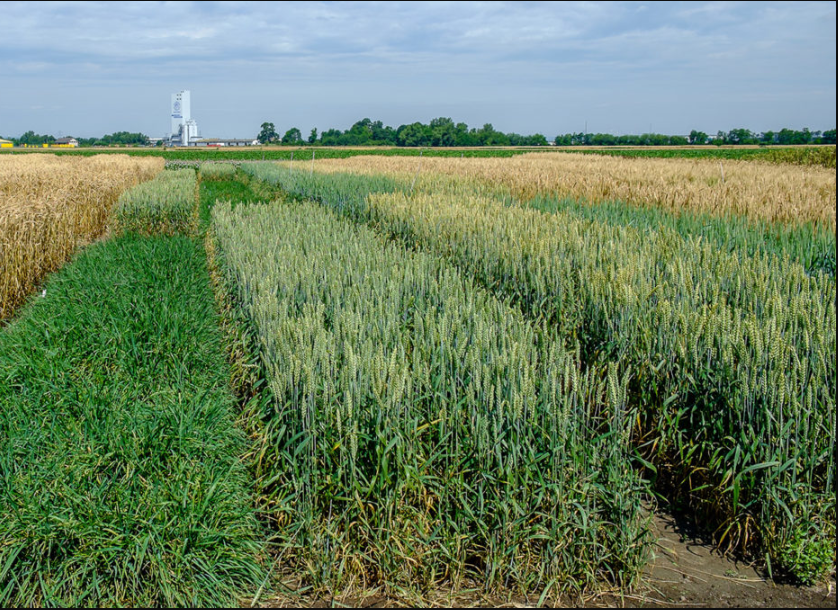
[0,1,833,137]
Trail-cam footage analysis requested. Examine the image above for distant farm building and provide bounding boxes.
[193,138,257,147]
[0,139,13,148]
[53,137,79,148]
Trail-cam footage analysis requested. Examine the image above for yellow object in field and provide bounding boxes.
[0,139,13,148]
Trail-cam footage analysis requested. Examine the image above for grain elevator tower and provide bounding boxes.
[170,90,199,146]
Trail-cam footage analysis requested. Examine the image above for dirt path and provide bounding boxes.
[591,512,836,608]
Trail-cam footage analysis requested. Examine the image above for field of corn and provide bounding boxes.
[0,151,835,605]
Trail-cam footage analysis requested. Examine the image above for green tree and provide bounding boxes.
[778,128,814,145]
[308,128,318,145]
[347,118,375,144]
[526,133,549,146]
[320,128,343,146]
[476,123,510,146]
[796,128,813,145]
[429,117,457,146]
[374,124,397,145]
[282,128,303,145]
[95,131,150,146]
[17,130,55,146]
[570,132,587,145]
[590,133,617,146]
[688,130,708,145]
[727,128,756,145]
[451,122,473,146]
[257,122,278,144]
[397,122,431,147]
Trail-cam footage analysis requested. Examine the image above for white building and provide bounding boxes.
[193,138,257,147]
[169,90,200,146]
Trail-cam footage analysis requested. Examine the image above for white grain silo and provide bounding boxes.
[170,90,199,146]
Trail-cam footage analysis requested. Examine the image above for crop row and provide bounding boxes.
[210,198,651,593]
[244,163,836,584]
[111,168,197,236]
[527,196,835,277]
[241,160,836,274]
[365,189,837,578]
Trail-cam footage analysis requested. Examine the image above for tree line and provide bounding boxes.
[556,128,836,146]
[258,119,836,147]
[2,131,152,147]
[4,124,835,148]
[258,118,550,147]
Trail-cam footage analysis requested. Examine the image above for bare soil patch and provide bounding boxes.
[591,511,835,608]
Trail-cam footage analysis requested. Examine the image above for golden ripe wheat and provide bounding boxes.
[0,154,163,320]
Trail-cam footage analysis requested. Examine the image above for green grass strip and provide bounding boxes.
[197,169,270,233]
[0,234,265,607]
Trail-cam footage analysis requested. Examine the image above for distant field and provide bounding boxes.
[1,144,835,167]
[566,145,836,167]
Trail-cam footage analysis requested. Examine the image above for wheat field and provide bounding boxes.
[0,154,163,320]
[242,159,836,585]
[311,152,836,228]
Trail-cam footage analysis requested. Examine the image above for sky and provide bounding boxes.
[0,1,835,139]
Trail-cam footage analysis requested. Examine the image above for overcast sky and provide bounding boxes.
[1,1,835,139]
